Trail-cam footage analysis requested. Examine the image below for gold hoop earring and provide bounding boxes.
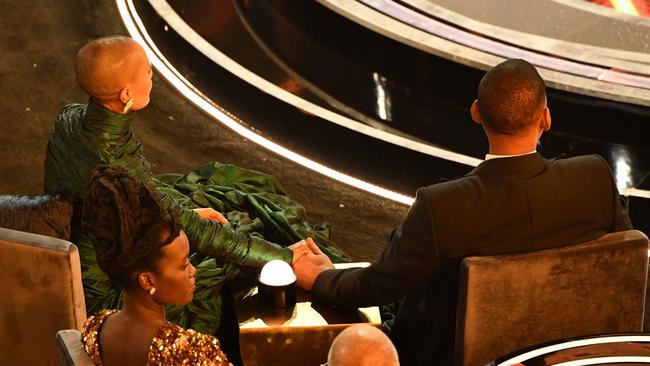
[123,98,135,113]
[149,287,156,296]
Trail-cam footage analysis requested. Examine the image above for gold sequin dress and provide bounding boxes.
[81,309,232,365]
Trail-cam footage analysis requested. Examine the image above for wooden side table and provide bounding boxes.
[236,262,381,366]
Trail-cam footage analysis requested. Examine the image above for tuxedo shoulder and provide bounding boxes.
[547,154,609,170]
[418,174,481,197]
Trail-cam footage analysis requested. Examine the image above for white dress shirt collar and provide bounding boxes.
[485,150,537,161]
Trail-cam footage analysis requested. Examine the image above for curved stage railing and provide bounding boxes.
[115,0,650,231]
[322,0,650,105]
[494,334,650,365]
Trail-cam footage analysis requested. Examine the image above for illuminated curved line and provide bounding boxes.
[117,0,650,202]
[316,0,650,106]
[231,0,412,138]
[625,187,650,199]
[611,0,640,16]
[355,0,650,89]
[554,356,650,366]
[496,335,650,365]
[144,0,482,168]
[116,0,415,205]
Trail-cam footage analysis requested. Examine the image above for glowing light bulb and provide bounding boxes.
[259,260,296,286]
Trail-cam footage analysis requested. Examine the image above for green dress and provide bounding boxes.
[44,101,348,334]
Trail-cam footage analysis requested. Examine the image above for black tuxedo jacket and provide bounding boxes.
[312,153,632,365]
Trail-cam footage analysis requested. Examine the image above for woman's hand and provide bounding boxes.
[192,207,229,224]
[289,239,311,264]
[292,238,334,290]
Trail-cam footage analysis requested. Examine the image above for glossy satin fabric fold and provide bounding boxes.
[45,101,348,334]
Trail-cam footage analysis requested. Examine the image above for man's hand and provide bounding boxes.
[192,207,228,224]
[289,239,310,264]
[293,238,334,291]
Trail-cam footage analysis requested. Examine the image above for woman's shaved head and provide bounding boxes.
[76,36,148,100]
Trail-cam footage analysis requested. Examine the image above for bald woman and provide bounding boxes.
[75,36,153,114]
[44,36,346,339]
[328,325,400,366]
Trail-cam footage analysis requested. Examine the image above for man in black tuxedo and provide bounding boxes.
[293,59,633,365]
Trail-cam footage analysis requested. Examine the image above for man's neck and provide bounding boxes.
[487,142,538,156]
[486,132,538,156]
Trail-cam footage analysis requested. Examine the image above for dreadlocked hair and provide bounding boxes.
[82,165,181,290]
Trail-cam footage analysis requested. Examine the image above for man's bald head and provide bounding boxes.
[76,36,148,100]
[328,325,399,366]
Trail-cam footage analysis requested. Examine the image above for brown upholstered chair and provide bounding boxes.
[454,230,649,366]
[55,330,94,366]
[0,227,86,366]
[0,194,73,240]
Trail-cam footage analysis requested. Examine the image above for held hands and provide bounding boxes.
[292,237,334,291]
[289,239,311,264]
[192,207,229,224]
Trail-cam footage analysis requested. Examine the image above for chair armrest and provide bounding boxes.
[55,330,95,366]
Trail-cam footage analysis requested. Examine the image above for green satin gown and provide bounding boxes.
[44,101,348,334]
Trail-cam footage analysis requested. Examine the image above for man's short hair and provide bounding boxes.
[477,59,546,135]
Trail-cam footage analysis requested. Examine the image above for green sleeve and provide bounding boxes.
[162,193,293,267]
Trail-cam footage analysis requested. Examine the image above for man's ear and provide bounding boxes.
[119,86,132,105]
[541,107,551,132]
[470,100,482,125]
[138,271,155,291]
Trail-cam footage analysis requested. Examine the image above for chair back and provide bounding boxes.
[0,227,86,365]
[454,230,649,366]
[55,330,94,366]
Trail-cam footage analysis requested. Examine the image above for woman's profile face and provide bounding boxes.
[128,48,154,111]
[151,230,196,305]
